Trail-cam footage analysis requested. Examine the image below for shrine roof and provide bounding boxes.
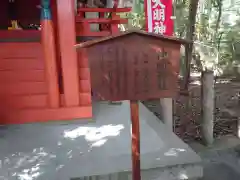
[75,30,191,48]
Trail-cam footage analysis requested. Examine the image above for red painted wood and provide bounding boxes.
[0,95,48,109]
[1,106,92,124]
[76,30,111,37]
[81,32,182,101]
[0,7,97,124]
[79,68,90,80]
[77,49,92,105]
[0,42,43,57]
[51,0,63,94]
[60,93,91,106]
[76,17,128,24]
[56,0,80,106]
[77,49,90,68]
[0,70,45,82]
[99,12,106,31]
[76,7,130,38]
[99,12,105,18]
[41,19,60,108]
[0,58,44,70]
[79,80,91,92]
[0,0,99,124]
[0,82,47,95]
[110,14,120,34]
[130,100,141,180]
[77,50,92,105]
[77,7,131,12]
[0,30,40,39]
[79,93,92,105]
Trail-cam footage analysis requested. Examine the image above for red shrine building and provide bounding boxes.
[0,0,131,124]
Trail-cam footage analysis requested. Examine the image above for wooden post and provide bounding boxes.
[160,98,173,131]
[130,100,141,180]
[56,0,80,106]
[201,70,214,145]
[41,0,60,108]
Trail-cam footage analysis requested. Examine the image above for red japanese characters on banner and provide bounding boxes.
[145,0,173,36]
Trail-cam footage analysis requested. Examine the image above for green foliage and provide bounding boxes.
[118,0,145,31]
[175,0,240,76]
[119,0,240,76]
[126,12,145,29]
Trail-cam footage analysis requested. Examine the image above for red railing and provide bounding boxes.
[76,7,131,37]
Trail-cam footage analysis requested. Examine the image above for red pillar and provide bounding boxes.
[56,0,80,106]
[51,0,63,94]
[41,0,60,108]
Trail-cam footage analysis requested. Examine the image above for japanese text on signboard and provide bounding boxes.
[87,41,179,101]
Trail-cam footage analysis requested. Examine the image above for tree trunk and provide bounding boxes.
[214,0,222,42]
[215,1,222,33]
[182,0,199,90]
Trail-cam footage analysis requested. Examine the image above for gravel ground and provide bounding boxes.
[201,162,240,180]
[143,77,240,179]
[200,147,240,180]
[189,136,240,180]
[143,78,240,142]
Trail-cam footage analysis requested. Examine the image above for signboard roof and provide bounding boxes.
[76,30,190,48]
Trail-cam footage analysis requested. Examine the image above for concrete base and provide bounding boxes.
[75,164,202,180]
[0,101,202,180]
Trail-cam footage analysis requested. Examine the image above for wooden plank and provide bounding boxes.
[0,58,44,70]
[0,38,41,43]
[57,0,80,106]
[84,34,181,101]
[0,43,44,71]
[79,93,92,105]
[0,95,48,109]
[0,43,43,57]
[77,49,90,68]
[77,7,131,12]
[59,93,91,106]
[2,106,92,124]
[110,14,120,34]
[76,18,128,24]
[0,82,47,95]
[0,30,41,40]
[76,30,111,37]
[79,68,90,80]
[79,80,91,93]
[0,70,45,82]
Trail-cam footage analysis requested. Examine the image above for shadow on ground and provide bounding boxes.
[202,162,240,180]
[197,141,240,180]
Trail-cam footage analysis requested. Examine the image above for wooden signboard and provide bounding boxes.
[78,30,186,101]
[76,30,188,180]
